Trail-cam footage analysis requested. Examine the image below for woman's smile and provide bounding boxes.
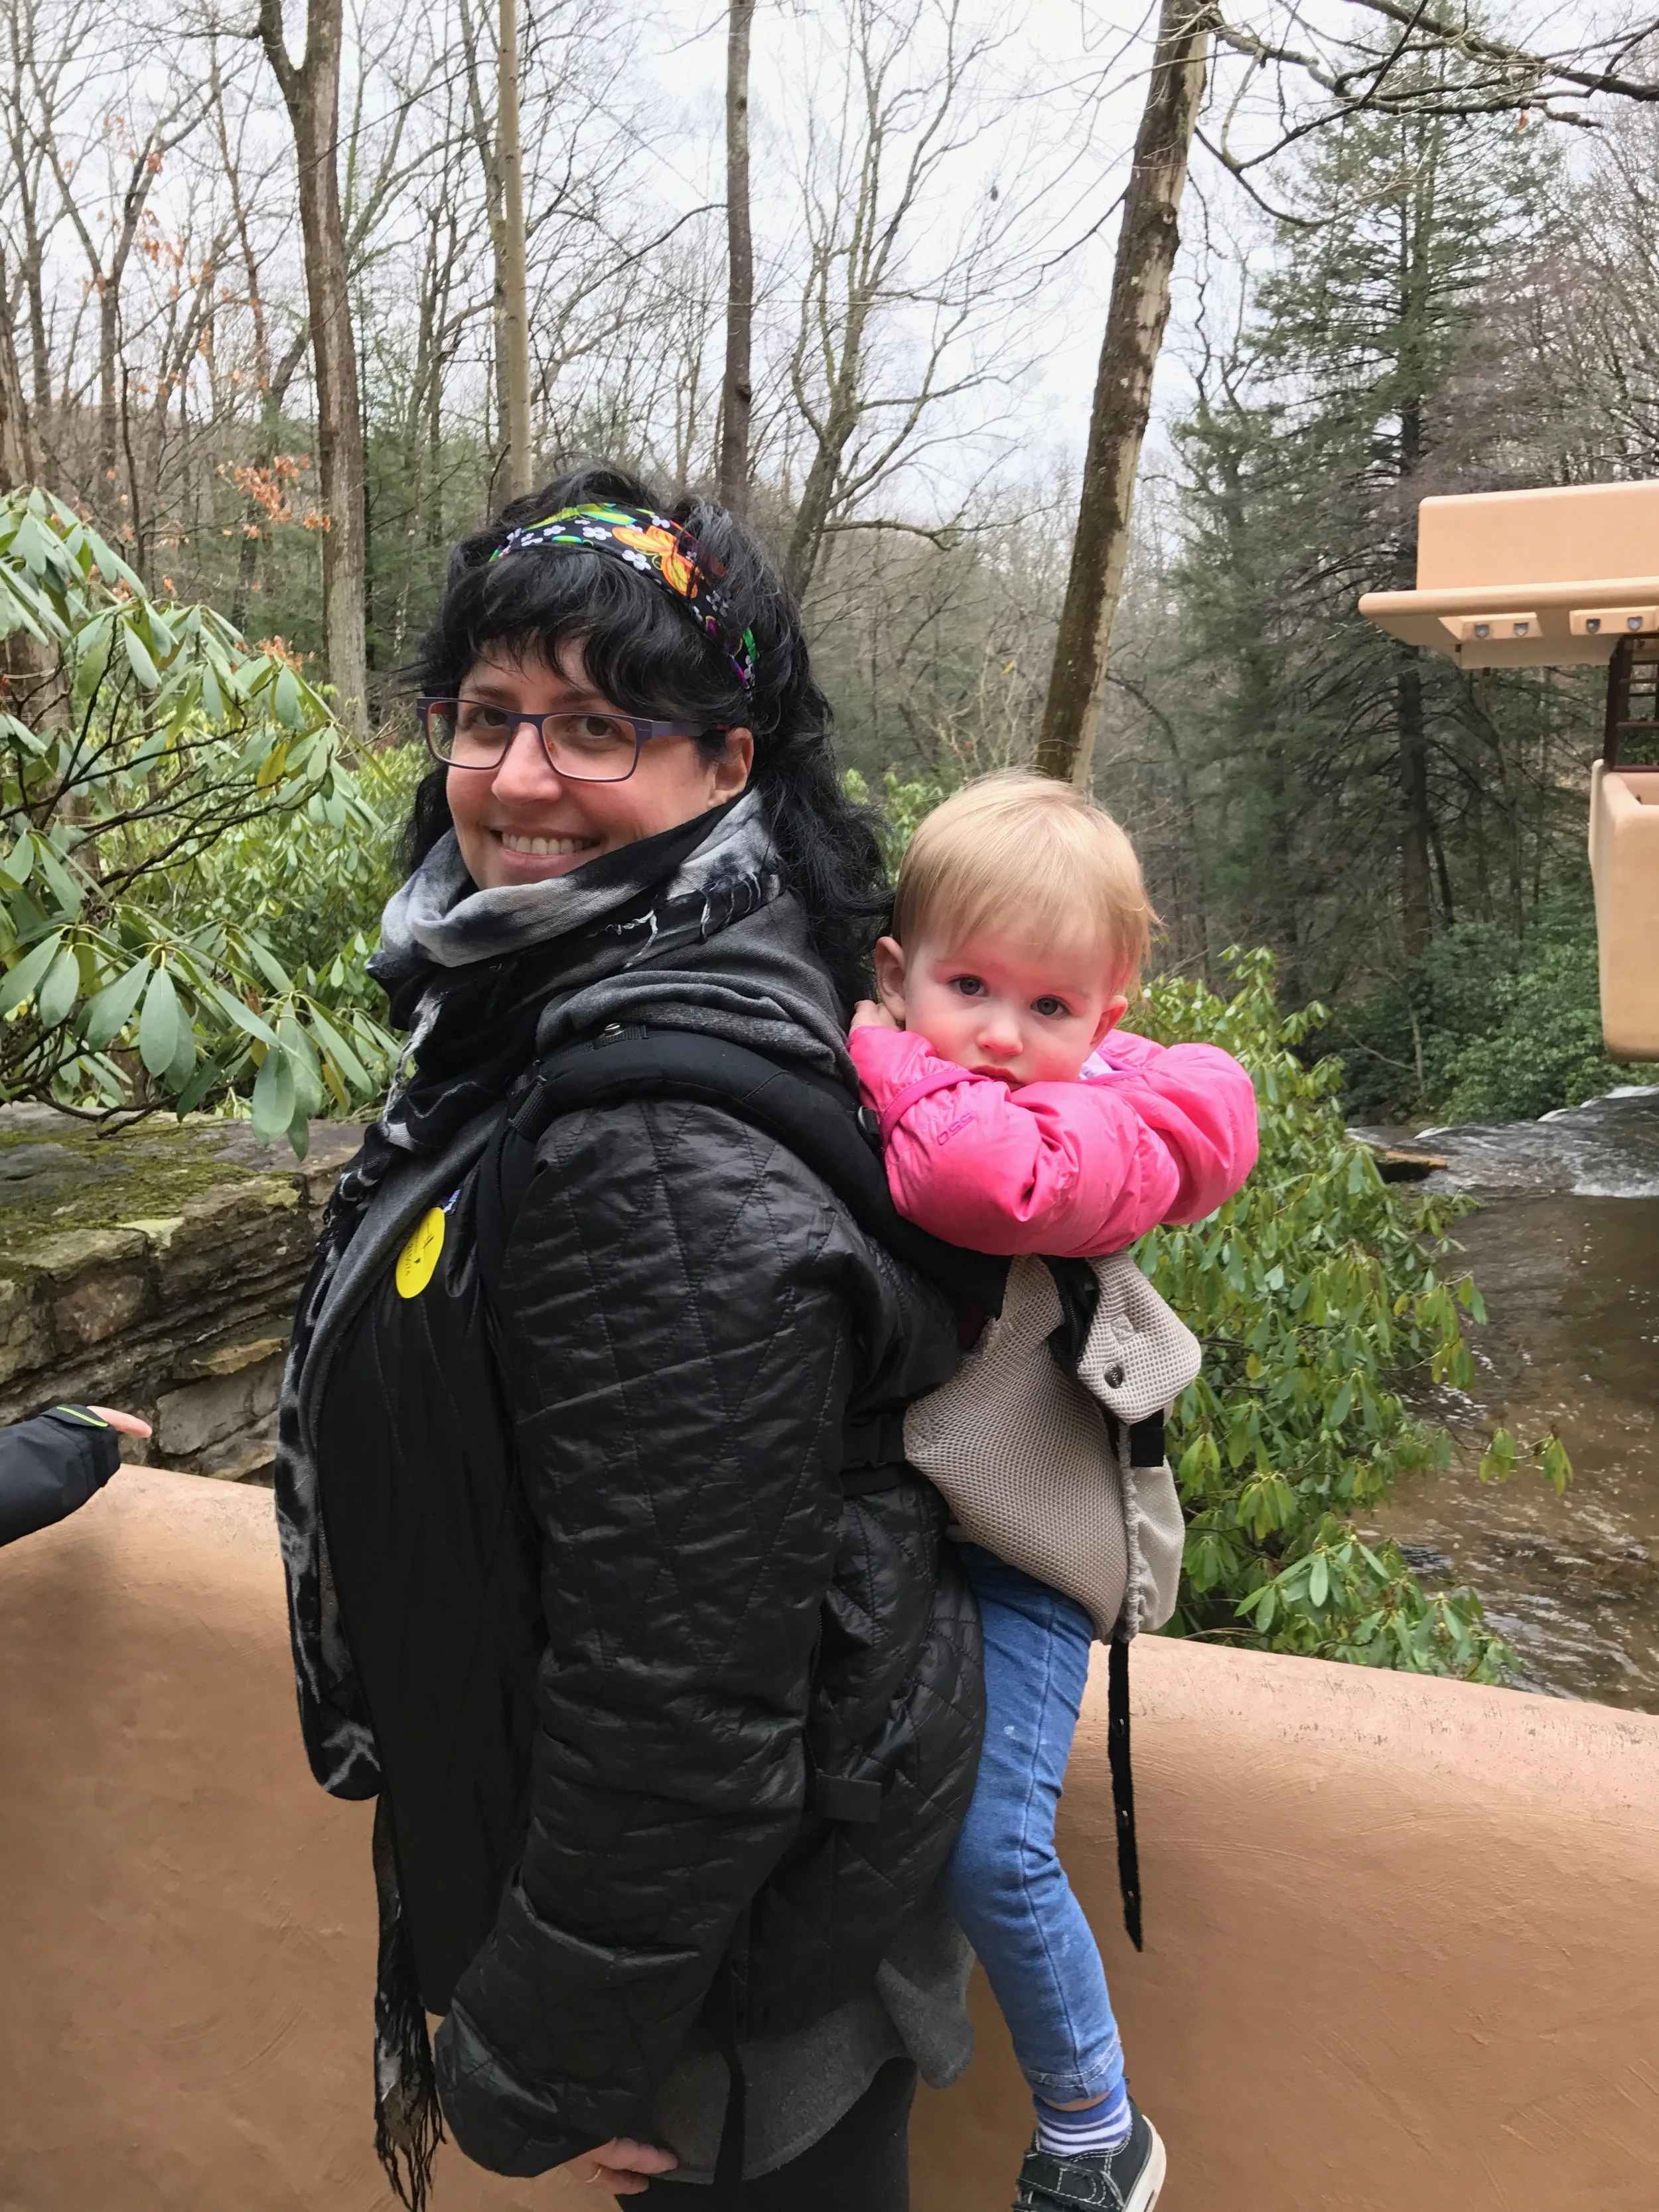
[493,828,603,870]
[498,834,597,856]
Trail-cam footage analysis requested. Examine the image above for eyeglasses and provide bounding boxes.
[417,696,728,783]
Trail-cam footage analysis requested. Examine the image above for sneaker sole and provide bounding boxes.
[1125,2120,1167,2212]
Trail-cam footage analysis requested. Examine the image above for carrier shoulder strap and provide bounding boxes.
[472,1022,1009,1320]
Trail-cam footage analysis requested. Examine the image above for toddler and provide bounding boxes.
[849,773,1258,2212]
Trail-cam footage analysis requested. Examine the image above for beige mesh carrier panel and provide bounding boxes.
[1360,480,1659,1059]
[902,1252,1199,1643]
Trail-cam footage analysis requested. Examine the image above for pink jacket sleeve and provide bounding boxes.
[846,1023,1260,1258]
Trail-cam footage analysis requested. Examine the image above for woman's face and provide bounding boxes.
[445,640,753,889]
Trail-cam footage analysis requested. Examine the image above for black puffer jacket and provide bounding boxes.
[315,1080,981,2174]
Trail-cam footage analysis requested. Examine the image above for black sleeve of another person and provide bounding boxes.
[0,1408,123,1548]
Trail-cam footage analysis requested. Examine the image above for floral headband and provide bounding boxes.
[489,502,758,691]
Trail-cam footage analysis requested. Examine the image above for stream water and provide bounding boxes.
[1356,1088,1659,1711]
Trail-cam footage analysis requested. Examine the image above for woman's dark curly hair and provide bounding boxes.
[405,458,886,1008]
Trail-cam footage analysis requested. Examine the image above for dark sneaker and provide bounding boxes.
[1013,2101,1167,2211]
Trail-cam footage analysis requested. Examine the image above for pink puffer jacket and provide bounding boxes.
[846,1025,1260,1258]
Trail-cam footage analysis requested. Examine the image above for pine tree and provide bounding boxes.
[1151,74,1561,995]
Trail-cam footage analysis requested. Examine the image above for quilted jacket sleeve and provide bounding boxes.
[0,1406,122,1548]
[432,1097,900,2174]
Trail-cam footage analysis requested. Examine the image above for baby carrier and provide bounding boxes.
[903,1251,1202,1949]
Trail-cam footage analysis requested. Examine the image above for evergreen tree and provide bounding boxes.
[1142,74,1571,1011]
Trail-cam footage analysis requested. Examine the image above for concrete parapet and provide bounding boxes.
[3,1468,1658,2210]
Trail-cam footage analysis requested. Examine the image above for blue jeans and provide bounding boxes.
[944,1546,1124,2106]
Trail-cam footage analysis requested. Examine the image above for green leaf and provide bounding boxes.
[251,1044,296,1147]
[137,964,180,1078]
[1540,1436,1573,1497]
[273,663,303,727]
[1308,1554,1330,1607]
[0,929,64,1014]
[1479,1428,1518,1484]
[36,944,80,1028]
[84,957,151,1049]
[121,622,162,690]
[240,932,293,992]
[202,980,277,1049]
[31,835,83,919]
[276,1019,325,1119]
[305,1004,370,1091]
[175,1045,232,1118]
[165,1015,198,1094]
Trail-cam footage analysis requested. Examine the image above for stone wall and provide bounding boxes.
[0,1106,360,1479]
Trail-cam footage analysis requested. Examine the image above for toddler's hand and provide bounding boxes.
[851,998,899,1032]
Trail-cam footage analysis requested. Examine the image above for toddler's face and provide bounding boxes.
[873,928,1128,1087]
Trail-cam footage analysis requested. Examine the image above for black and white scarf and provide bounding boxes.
[272,790,851,2207]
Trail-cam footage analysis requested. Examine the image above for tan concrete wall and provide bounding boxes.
[4,1468,1658,2212]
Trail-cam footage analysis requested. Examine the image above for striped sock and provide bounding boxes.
[1034,2079,1132,2158]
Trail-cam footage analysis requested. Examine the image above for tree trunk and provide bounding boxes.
[0,273,62,723]
[496,0,532,500]
[717,0,756,516]
[1397,654,1433,957]
[98,284,121,492]
[782,393,859,599]
[258,0,370,736]
[1035,0,1215,785]
[1392,214,1435,957]
[0,281,32,490]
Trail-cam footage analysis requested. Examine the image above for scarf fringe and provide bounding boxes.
[373,1796,445,2212]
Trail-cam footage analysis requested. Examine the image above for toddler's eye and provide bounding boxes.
[1031,995,1069,1018]
[950,975,987,998]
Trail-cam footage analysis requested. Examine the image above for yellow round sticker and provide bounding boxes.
[395,1206,447,1299]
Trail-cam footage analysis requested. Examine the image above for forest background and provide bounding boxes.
[5,0,1659,1130]
[1,0,1654,1670]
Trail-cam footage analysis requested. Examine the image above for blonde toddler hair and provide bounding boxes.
[892,771,1153,994]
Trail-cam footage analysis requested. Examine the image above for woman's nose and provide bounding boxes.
[490,720,564,802]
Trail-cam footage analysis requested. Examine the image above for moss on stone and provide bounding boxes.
[0,1114,283,1272]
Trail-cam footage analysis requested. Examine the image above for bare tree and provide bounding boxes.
[1035,0,1659,785]
[0,260,31,488]
[496,0,532,498]
[1037,0,1214,786]
[0,0,94,455]
[32,71,207,498]
[778,0,1037,599]
[717,0,755,515]
[257,0,369,733]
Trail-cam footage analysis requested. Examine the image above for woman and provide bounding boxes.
[274,463,983,2210]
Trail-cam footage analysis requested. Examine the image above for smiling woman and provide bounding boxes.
[272,460,985,2212]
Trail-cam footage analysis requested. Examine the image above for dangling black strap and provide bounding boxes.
[1107,1637,1143,1952]
[710,1955,748,2207]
